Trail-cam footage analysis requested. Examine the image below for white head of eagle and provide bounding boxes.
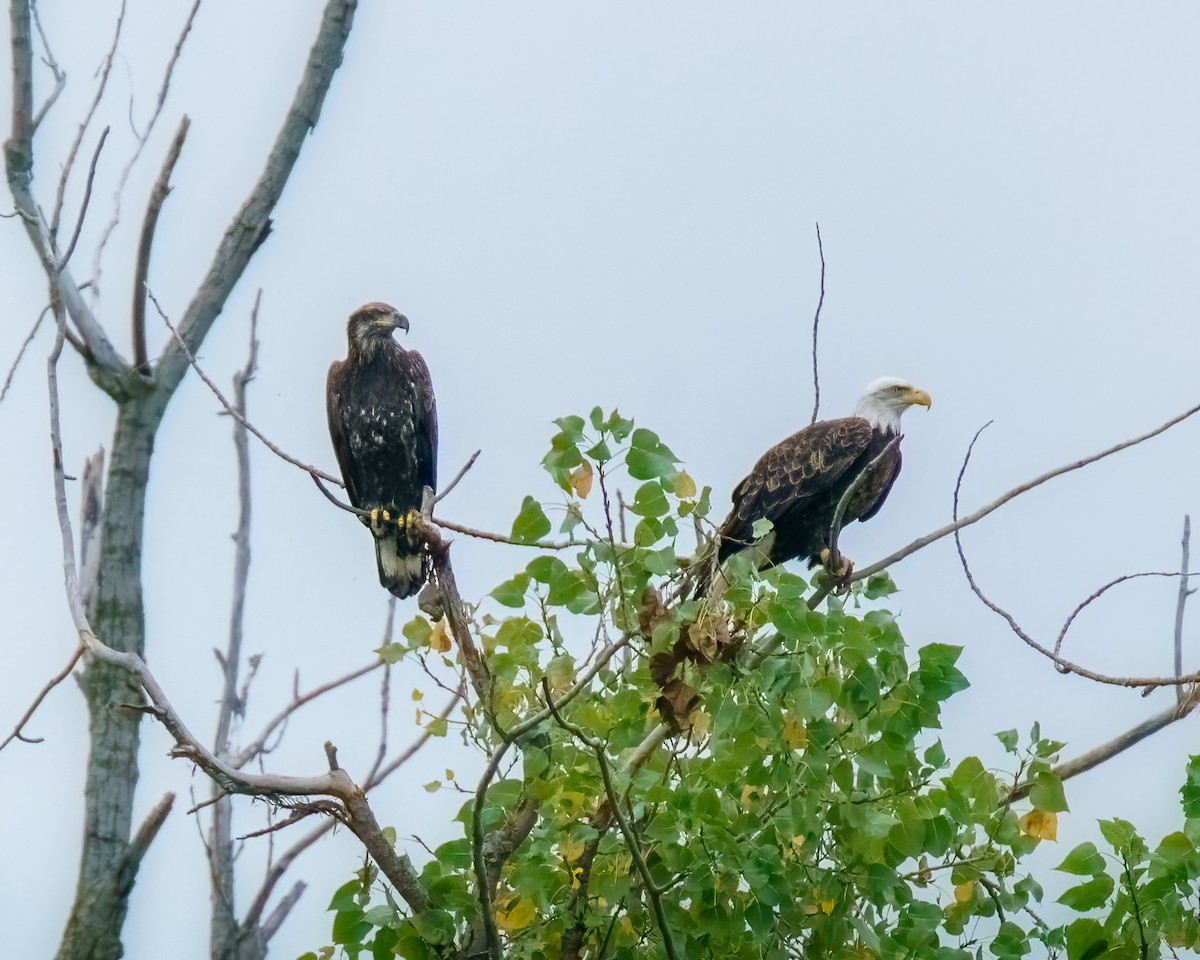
[327,302,439,600]
[698,375,931,595]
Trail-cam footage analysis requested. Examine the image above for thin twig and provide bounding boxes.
[49,0,125,238]
[153,0,359,395]
[826,434,900,577]
[1054,571,1198,662]
[132,116,190,372]
[208,293,261,950]
[0,644,85,750]
[241,684,462,935]
[0,305,49,406]
[148,289,345,485]
[434,449,480,503]
[434,515,580,551]
[853,398,1200,584]
[230,659,384,770]
[809,222,825,426]
[953,424,1200,688]
[57,125,109,270]
[28,1,65,132]
[1175,515,1193,702]
[92,0,203,292]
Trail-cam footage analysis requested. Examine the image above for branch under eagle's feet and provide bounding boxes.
[817,547,854,593]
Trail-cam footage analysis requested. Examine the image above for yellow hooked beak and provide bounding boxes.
[907,387,933,410]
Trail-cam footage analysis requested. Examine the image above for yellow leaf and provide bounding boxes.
[1020,809,1058,841]
[496,896,537,932]
[740,784,762,810]
[560,836,585,864]
[445,769,455,781]
[429,618,451,653]
[782,712,808,750]
[783,834,806,861]
[689,709,711,739]
[411,688,424,701]
[954,881,976,904]
[674,470,696,499]
[820,898,836,915]
[569,460,593,499]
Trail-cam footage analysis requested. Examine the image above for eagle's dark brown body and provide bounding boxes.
[714,416,901,573]
[327,303,437,599]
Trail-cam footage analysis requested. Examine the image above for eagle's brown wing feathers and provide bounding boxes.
[718,417,874,557]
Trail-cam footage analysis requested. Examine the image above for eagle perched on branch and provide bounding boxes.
[327,302,438,599]
[699,377,931,595]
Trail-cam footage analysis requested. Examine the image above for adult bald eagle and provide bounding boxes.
[327,302,438,599]
[698,377,931,595]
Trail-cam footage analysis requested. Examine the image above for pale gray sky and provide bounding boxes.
[3,2,1200,956]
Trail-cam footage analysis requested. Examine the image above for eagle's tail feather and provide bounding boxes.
[375,535,428,600]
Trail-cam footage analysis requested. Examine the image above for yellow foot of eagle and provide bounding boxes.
[369,506,424,546]
[817,547,854,589]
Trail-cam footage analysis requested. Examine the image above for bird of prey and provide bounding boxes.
[327,302,438,599]
[698,377,931,594]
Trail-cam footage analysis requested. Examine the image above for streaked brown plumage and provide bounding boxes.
[699,377,930,594]
[327,302,438,599]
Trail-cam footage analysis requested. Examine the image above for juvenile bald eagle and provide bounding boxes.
[327,302,438,599]
[698,377,931,595]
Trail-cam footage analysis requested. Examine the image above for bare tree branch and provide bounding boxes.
[953,423,1200,688]
[92,0,202,290]
[1053,571,1197,663]
[0,643,84,750]
[49,0,125,238]
[241,691,462,935]
[1010,690,1200,801]
[1175,514,1194,702]
[0,304,49,407]
[210,293,259,960]
[29,1,65,133]
[154,0,358,394]
[435,449,481,504]
[809,222,825,426]
[57,124,108,270]
[149,290,345,486]
[853,397,1200,583]
[131,116,189,372]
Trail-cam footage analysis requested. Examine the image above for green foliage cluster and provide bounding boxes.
[307,412,1200,960]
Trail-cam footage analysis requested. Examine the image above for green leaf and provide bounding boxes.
[864,571,897,599]
[526,556,566,585]
[377,642,405,665]
[1057,873,1114,911]
[1029,771,1069,813]
[995,729,1019,753]
[584,439,612,461]
[510,496,551,544]
[332,908,371,946]
[1098,817,1137,852]
[490,573,530,608]
[625,428,680,480]
[1182,756,1200,819]
[494,617,543,650]
[1057,842,1105,876]
[751,516,774,539]
[1064,919,1108,960]
[401,617,432,646]
[630,481,669,518]
[989,921,1030,958]
[588,406,605,432]
[554,415,586,442]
